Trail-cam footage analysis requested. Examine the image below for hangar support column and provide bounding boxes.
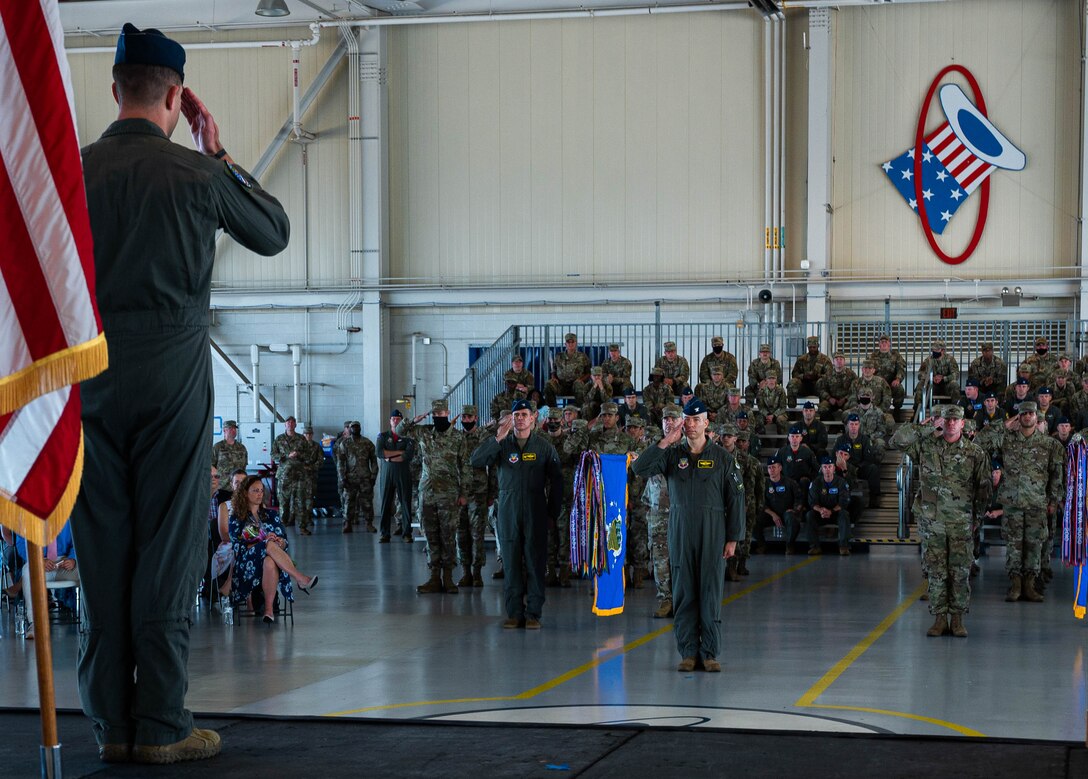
[805,7,833,348]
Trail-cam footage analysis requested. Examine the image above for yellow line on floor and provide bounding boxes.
[794,580,985,738]
[327,558,816,717]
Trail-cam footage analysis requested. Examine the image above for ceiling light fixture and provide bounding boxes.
[256,0,290,17]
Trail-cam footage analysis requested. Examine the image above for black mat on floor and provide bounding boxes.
[1,710,1084,778]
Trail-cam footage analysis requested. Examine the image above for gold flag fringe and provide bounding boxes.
[0,429,85,546]
[0,333,108,416]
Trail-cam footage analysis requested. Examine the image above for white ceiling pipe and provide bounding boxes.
[328,3,751,27]
[65,22,322,53]
[251,344,261,423]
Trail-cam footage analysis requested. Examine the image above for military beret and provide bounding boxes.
[965,378,980,387]
[759,343,772,352]
[878,334,891,342]
[564,332,577,342]
[223,420,238,429]
[833,351,845,359]
[547,407,562,420]
[1059,416,1072,425]
[600,402,619,415]
[981,342,994,350]
[590,366,603,376]
[807,336,820,345]
[835,440,851,452]
[625,416,646,428]
[1016,377,1031,386]
[390,409,403,418]
[710,365,725,375]
[511,354,524,363]
[735,410,749,419]
[932,339,945,350]
[803,401,816,410]
[682,398,708,416]
[941,405,965,419]
[1035,336,1049,345]
[462,404,478,416]
[511,399,532,412]
[788,425,804,435]
[115,23,185,80]
[680,386,694,396]
[571,419,588,430]
[1038,386,1052,395]
[819,455,834,465]
[711,336,724,346]
[662,404,683,419]
[608,343,621,350]
[767,455,783,466]
[861,360,875,369]
[431,399,448,413]
[624,386,637,397]
[1017,401,1038,414]
[718,423,739,437]
[664,341,677,350]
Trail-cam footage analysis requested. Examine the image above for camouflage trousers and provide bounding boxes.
[299,477,316,527]
[547,500,571,575]
[787,378,820,406]
[919,518,973,615]
[627,504,649,571]
[544,378,586,407]
[277,476,309,529]
[340,479,375,526]
[1001,506,1048,577]
[888,381,905,410]
[458,491,489,570]
[647,507,671,602]
[1040,510,1057,576]
[737,507,759,556]
[421,492,460,570]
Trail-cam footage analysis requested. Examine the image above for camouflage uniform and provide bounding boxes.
[1068,386,1088,429]
[754,382,790,430]
[504,366,535,393]
[211,434,248,482]
[698,338,739,385]
[999,419,1064,584]
[1024,340,1059,392]
[730,435,765,561]
[601,347,633,393]
[914,346,961,407]
[868,342,907,411]
[1050,372,1076,415]
[271,427,307,527]
[588,422,633,455]
[818,363,858,419]
[787,339,832,405]
[624,421,652,582]
[653,347,690,390]
[855,405,891,463]
[459,413,492,579]
[490,387,526,422]
[745,349,783,404]
[642,375,674,426]
[550,419,589,584]
[890,414,991,618]
[336,429,378,529]
[849,372,893,417]
[399,403,469,578]
[581,369,614,420]
[642,455,672,609]
[298,433,326,530]
[546,336,592,406]
[968,350,1008,396]
[695,371,732,418]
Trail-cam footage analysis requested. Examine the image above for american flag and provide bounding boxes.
[0,0,107,546]
[882,121,996,235]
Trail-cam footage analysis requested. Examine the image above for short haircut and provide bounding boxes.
[112,63,181,107]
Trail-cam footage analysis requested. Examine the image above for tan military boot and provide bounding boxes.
[442,567,459,594]
[473,567,484,587]
[653,599,673,619]
[926,614,949,637]
[1022,573,1044,602]
[1005,574,1022,602]
[949,613,968,638]
[416,569,443,594]
[559,565,572,588]
[725,558,741,582]
[457,566,474,588]
[676,657,696,672]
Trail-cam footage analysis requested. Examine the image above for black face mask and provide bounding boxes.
[461,421,476,432]
[713,345,723,354]
[652,375,663,383]
[433,416,451,432]
[859,398,871,406]
[1036,348,1048,356]
[932,351,941,359]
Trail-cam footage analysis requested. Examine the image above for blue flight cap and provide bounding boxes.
[115,23,185,80]
[1058,416,1071,425]
[835,440,851,453]
[802,401,816,410]
[767,455,782,466]
[788,425,803,435]
[681,386,694,396]
[983,391,997,400]
[846,413,861,422]
[511,399,532,412]
[682,397,708,416]
[735,410,749,419]
[819,455,834,465]
[1016,377,1030,386]
[389,409,403,418]
[965,378,980,388]
[1038,386,1052,395]
[991,457,1002,471]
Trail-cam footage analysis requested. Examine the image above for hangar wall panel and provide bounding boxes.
[387,13,769,286]
[830,0,1079,279]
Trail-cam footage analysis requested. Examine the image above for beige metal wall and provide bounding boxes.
[64,27,345,287]
[830,0,1080,279]
[387,13,768,286]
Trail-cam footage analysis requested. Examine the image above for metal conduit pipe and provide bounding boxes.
[777,11,786,286]
[763,17,773,291]
[251,345,261,422]
[65,22,322,53]
[291,345,302,421]
[770,12,781,313]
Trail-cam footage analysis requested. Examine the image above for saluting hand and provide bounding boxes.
[659,421,683,448]
[180,88,224,157]
[496,415,514,442]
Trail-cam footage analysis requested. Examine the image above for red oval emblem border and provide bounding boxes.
[913,65,990,265]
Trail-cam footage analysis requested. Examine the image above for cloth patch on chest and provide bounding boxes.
[522,452,537,461]
[508,453,519,464]
[678,457,690,470]
[697,460,714,469]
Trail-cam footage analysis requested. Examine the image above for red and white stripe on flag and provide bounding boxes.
[0,0,106,545]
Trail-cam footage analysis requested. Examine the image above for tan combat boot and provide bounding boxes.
[1022,573,1044,602]
[1005,574,1022,602]
[457,566,474,588]
[416,569,443,594]
[725,558,741,582]
[653,599,673,619]
[949,613,968,638]
[926,614,949,637]
[558,565,572,588]
[442,567,459,594]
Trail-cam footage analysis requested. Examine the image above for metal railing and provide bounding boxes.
[896,454,913,540]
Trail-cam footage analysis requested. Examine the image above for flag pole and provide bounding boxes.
[26,546,63,779]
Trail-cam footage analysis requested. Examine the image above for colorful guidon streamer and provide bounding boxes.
[1062,439,1088,618]
[569,451,629,616]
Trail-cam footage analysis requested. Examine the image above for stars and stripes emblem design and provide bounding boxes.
[883,82,1025,236]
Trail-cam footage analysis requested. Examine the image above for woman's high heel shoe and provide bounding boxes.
[298,575,319,595]
[262,612,274,624]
